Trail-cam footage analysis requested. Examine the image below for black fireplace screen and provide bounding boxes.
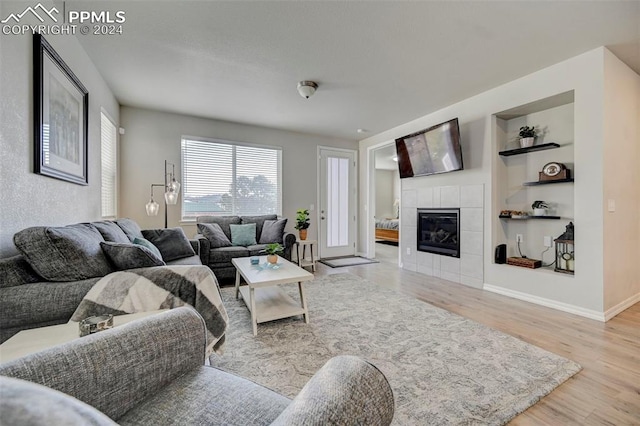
[417,208,460,257]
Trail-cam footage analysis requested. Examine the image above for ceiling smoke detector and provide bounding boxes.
[297,81,318,99]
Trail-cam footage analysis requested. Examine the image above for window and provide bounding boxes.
[101,112,117,218]
[181,137,282,220]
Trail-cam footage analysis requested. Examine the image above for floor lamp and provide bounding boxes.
[145,160,181,228]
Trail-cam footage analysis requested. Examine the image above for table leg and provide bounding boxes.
[296,243,301,267]
[235,269,241,299]
[250,287,258,336]
[310,243,315,272]
[298,281,309,324]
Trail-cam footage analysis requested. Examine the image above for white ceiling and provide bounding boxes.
[74,1,640,141]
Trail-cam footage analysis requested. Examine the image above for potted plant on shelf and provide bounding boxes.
[531,200,549,216]
[519,126,536,148]
[295,209,310,240]
[262,243,283,265]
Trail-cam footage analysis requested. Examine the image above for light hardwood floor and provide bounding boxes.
[313,243,640,425]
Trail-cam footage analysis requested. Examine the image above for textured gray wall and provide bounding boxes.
[0,2,119,256]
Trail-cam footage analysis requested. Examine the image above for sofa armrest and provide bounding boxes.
[282,233,296,261]
[195,234,210,265]
[270,356,394,426]
[0,307,207,422]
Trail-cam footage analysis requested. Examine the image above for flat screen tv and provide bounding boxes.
[395,118,463,179]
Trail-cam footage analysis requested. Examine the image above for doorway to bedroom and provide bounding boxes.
[372,144,400,264]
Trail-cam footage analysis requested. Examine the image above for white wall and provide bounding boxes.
[0,2,119,256]
[603,49,640,312]
[360,47,638,318]
[375,169,395,218]
[119,107,357,239]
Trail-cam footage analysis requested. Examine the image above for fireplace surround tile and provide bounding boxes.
[440,186,460,208]
[461,230,483,256]
[461,184,484,208]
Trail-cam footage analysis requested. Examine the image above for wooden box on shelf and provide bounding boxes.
[507,257,542,269]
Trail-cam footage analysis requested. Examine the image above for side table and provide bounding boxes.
[295,239,317,272]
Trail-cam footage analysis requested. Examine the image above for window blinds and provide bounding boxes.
[100,112,117,218]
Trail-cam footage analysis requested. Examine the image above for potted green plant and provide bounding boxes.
[519,126,536,148]
[531,200,549,216]
[262,243,283,264]
[294,209,310,240]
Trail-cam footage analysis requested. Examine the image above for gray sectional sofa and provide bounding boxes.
[0,308,395,425]
[0,219,202,343]
[196,215,296,281]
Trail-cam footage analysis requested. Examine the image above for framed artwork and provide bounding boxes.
[33,33,89,185]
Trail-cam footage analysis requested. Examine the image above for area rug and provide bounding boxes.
[319,256,379,267]
[211,273,581,425]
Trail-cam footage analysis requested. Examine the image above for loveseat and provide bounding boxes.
[196,215,296,281]
[0,308,395,425]
[0,218,202,343]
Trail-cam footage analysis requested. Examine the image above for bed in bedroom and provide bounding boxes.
[375,218,399,243]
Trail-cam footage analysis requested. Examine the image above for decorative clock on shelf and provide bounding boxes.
[538,162,571,181]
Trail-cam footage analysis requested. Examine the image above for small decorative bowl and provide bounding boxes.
[250,256,259,265]
[79,314,114,337]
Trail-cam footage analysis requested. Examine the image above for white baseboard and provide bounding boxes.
[483,284,606,322]
[604,292,640,321]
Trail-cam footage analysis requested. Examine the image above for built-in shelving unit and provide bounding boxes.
[491,90,575,273]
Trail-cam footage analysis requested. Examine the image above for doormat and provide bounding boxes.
[319,256,379,268]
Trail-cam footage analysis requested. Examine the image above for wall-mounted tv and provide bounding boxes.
[395,118,463,179]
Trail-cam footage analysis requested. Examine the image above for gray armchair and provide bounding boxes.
[0,307,394,425]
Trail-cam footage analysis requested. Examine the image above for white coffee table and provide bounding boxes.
[0,310,167,363]
[232,255,314,336]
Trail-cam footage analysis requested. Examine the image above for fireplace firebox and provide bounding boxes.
[417,208,460,257]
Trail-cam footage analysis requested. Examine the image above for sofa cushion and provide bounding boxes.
[240,215,278,239]
[114,218,144,242]
[101,242,166,270]
[230,224,257,246]
[0,377,118,426]
[133,237,163,260]
[13,224,113,281]
[197,223,232,249]
[196,216,241,240]
[0,255,42,288]
[209,246,250,264]
[92,221,130,243]
[141,228,196,262]
[165,255,202,266]
[118,367,290,426]
[247,244,268,256]
[259,219,288,244]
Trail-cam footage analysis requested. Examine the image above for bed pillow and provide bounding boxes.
[13,224,113,281]
[141,228,196,262]
[101,242,165,270]
[230,223,257,246]
[259,219,287,244]
[197,223,232,249]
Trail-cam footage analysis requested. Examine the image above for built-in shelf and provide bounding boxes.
[498,142,560,157]
[523,178,574,186]
[498,215,561,220]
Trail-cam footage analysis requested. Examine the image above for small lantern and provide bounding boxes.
[555,222,574,274]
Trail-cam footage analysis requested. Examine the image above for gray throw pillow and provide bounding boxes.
[13,224,113,282]
[141,228,196,262]
[230,223,257,246]
[240,215,277,239]
[259,219,287,244]
[92,221,130,243]
[133,237,163,259]
[101,242,165,270]
[197,223,232,249]
[114,218,144,242]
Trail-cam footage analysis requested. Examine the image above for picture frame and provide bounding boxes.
[34,33,89,185]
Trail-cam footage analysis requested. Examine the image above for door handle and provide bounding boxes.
[321,216,325,220]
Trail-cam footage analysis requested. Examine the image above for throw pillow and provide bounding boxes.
[140,228,196,262]
[100,242,165,270]
[92,221,130,244]
[114,218,144,242]
[13,224,113,282]
[229,223,257,246]
[197,223,232,249]
[259,218,288,244]
[133,237,163,260]
[240,215,277,240]
[196,216,240,241]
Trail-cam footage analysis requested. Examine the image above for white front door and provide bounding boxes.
[318,148,357,258]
